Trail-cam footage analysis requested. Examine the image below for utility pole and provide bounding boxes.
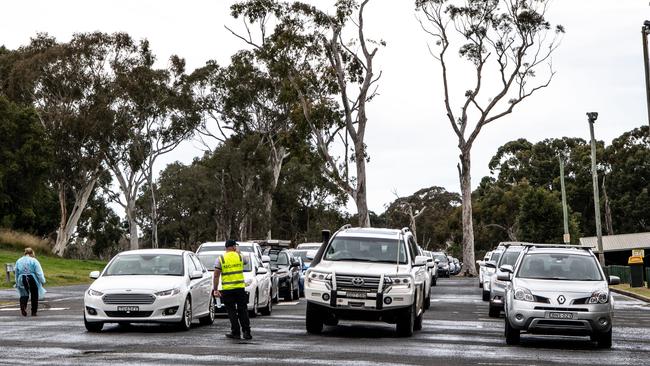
[643,21,650,129]
[587,112,605,265]
[558,155,570,244]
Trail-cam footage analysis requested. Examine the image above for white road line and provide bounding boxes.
[276,301,300,306]
[0,307,69,311]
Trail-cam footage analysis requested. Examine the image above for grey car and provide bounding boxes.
[487,245,525,317]
[500,245,620,348]
[482,248,503,301]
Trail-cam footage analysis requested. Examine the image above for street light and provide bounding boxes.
[643,21,650,129]
[587,112,605,266]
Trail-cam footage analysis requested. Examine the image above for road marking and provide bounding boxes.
[276,301,300,306]
[0,307,69,311]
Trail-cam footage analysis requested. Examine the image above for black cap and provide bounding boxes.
[225,239,238,248]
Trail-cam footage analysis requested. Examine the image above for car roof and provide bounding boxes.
[338,227,402,239]
[200,241,257,247]
[117,249,187,256]
[525,247,593,256]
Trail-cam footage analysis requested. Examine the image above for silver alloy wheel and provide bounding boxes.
[209,297,215,322]
[184,298,192,328]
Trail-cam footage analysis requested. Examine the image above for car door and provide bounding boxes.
[187,254,206,314]
[254,256,270,305]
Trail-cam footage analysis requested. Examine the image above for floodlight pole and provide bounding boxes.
[643,21,650,129]
[558,155,570,244]
[587,112,605,265]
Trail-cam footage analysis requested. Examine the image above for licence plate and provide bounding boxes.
[549,312,573,319]
[117,306,139,312]
[346,291,367,299]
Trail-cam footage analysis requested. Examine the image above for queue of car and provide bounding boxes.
[477,242,620,348]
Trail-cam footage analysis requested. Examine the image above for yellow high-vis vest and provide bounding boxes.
[219,252,245,290]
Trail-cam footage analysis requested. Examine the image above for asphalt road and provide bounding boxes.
[1,277,649,365]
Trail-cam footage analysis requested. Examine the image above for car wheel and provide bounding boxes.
[396,303,415,337]
[260,290,272,316]
[431,277,437,286]
[177,297,192,331]
[488,304,500,318]
[292,280,300,300]
[414,305,423,331]
[482,290,490,301]
[272,287,279,304]
[594,329,612,349]
[306,302,324,334]
[84,314,103,333]
[504,319,520,345]
[284,282,294,301]
[249,293,258,318]
[424,294,431,310]
[479,281,483,288]
[199,296,215,326]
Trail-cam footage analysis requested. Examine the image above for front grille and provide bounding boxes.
[105,311,153,318]
[533,295,550,304]
[103,294,156,305]
[335,275,381,290]
[536,320,586,328]
[534,306,589,312]
[572,297,589,305]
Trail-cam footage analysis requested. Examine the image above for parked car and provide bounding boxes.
[486,245,525,317]
[197,241,278,304]
[83,249,214,332]
[447,256,458,275]
[477,251,493,288]
[304,226,428,337]
[423,250,439,286]
[502,244,619,348]
[432,252,450,277]
[452,258,461,275]
[482,248,504,301]
[417,247,434,309]
[197,250,273,317]
[265,247,301,301]
[296,242,323,250]
[288,249,317,297]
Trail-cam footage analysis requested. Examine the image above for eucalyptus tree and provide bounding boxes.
[229,0,383,227]
[3,33,133,255]
[416,0,564,275]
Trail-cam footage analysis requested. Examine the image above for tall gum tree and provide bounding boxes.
[229,0,383,227]
[416,0,564,275]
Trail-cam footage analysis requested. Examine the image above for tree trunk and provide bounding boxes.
[458,150,477,276]
[52,177,98,256]
[264,146,287,240]
[150,182,159,248]
[126,198,139,250]
[355,143,371,228]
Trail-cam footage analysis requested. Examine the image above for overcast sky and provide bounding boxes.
[2,0,649,214]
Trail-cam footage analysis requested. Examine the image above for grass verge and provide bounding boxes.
[610,283,650,301]
[0,248,106,290]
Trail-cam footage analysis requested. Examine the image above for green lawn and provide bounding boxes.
[611,283,650,301]
[0,249,106,289]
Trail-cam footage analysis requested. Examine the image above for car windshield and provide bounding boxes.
[104,254,184,276]
[198,244,254,253]
[270,252,289,266]
[291,250,312,263]
[324,237,407,264]
[490,251,503,264]
[434,254,448,263]
[197,253,253,272]
[499,249,523,267]
[517,253,602,281]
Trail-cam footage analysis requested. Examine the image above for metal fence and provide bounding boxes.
[647,267,650,289]
[607,265,632,284]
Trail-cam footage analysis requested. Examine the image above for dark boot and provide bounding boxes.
[19,297,28,317]
[242,331,252,340]
[225,333,241,339]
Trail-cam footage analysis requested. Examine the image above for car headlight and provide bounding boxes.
[589,289,609,304]
[155,288,181,297]
[87,289,103,297]
[245,279,253,286]
[514,287,534,302]
[307,271,331,284]
[385,275,412,288]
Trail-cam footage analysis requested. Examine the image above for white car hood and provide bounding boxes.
[91,275,186,293]
[515,278,606,294]
[313,260,411,276]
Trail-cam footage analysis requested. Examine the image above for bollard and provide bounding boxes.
[5,263,14,283]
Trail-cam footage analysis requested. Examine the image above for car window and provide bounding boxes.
[499,248,523,267]
[517,253,603,281]
[324,237,408,264]
[104,254,184,276]
[490,251,503,264]
[190,254,205,273]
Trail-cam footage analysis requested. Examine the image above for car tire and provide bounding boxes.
[284,282,294,301]
[396,303,415,337]
[594,329,612,349]
[488,304,500,318]
[260,290,272,316]
[199,296,215,326]
[293,281,300,300]
[414,306,423,331]
[84,314,103,333]
[249,293,258,318]
[505,319,520,345]
[424,294,431,310]
[432,277,437,286]
[177,297,192,331]
[479,281,483,288]
[306,302,324,334]
[482,290,490,301]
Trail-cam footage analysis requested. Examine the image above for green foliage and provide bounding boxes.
[515,186,575,244]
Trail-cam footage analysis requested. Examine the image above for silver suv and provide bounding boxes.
[501,245,620,348]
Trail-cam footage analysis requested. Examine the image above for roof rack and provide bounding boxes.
[339,224,352,231]
[401,227,411,233]
[524,243,593,251]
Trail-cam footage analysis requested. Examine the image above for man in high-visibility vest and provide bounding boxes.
[213,239,252,340]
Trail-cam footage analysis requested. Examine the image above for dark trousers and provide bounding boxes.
[222,288,250,335]
[20,275,39,315]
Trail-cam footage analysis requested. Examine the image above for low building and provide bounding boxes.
[580,232,650,267]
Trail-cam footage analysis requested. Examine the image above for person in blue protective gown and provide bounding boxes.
[15,247,46,316]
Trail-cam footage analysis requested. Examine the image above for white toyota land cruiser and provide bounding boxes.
[304,226,429,337]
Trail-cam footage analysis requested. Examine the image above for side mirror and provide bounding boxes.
[291,262,301,268]
[271,266,279,273]
[89,271,100,279]
[190,270,203,280]
[434,259,440,264]
[609,275,620,285]
[484,261,497,269]
[497,272,511,281]
[414,256,428,267]
[476,260,485,266]
[262,255,271,263]
[277,268,289,274]
[427,261,435,269]
[257,267,268,275]
[499,264,514,274]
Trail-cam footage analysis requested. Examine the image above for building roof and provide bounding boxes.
[579,232,650,253]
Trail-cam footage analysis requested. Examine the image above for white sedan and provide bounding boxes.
[83,249,214,332]
[196,251,273,317]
